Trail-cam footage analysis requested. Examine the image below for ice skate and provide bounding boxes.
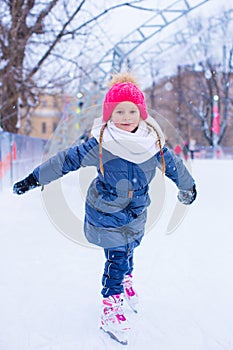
[123,274,139,313]
[100,294,130,345]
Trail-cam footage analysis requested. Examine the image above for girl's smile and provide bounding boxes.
[111,101,141,132]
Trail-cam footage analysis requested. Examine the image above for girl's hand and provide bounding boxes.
[177,185,197,205]
[13,173,41,195]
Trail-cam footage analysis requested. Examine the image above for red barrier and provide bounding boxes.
[0,142,17,180]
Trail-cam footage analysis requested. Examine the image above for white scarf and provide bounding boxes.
[91,116,165,164]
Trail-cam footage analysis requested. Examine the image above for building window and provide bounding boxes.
[42,100,47,107]
[42,122,47,133]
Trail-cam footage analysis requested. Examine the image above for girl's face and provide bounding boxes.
[111,101,141,132]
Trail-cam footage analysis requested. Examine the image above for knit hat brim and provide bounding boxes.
[103,82,148,122]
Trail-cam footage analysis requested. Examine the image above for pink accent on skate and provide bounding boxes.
[116,314,126,322]
[103,300,113,307]
[103,294,121,306]
[123,275,137,297]
[125,286,135,297]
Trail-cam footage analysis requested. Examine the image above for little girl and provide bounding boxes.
[13,72,197,345]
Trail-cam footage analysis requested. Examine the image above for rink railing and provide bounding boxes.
[0,131,233,191]
[0,132,46,191]
[188,146,233,160]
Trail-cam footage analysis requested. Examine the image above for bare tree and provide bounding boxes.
[175,12,233,147]
[178,45,233,147]
[181,10,233,148]
[0,0,145,133]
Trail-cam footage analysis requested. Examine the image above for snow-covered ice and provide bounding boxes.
[0,159,233,350]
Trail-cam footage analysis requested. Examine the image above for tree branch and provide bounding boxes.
[26,1,139,81]
[28,0,59,35]
[63,2,141,36]
[126,4,158,12]
[26,0,86,81]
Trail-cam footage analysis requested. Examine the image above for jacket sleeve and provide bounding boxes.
[33,137,99,185]
[156,146,195,190]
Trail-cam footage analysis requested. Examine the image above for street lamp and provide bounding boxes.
[77,92,83,99]
[212,95,221,158]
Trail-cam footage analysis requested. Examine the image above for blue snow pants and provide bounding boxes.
[101,237,142,298]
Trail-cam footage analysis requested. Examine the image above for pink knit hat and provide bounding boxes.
[103,82,148,122]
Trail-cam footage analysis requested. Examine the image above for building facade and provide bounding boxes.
[19,94,63,140]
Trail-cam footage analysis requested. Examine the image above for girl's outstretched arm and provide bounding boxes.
[13,137,99,195]
[156,146,197,205]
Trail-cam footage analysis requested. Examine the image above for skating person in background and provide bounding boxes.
[183,141,189,161]
[189,138,197,160]
[13,72,197,345]
[174,143,183,157]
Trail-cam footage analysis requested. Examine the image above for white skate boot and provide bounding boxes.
[100,294,130,345]
[123,274,139,313]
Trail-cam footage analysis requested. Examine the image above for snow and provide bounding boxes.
[1,159,233,349]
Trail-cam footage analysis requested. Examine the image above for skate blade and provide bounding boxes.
[124,296,139,314]
[126,302,138,314]
[100,326,128,346]
[129,305,138,314]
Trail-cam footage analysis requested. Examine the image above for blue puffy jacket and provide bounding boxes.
[33,137,194,248]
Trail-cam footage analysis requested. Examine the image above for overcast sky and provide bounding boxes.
[87,0,233,87]
[97,0,232,44]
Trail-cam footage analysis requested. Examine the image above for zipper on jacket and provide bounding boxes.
[128,162,134,196]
